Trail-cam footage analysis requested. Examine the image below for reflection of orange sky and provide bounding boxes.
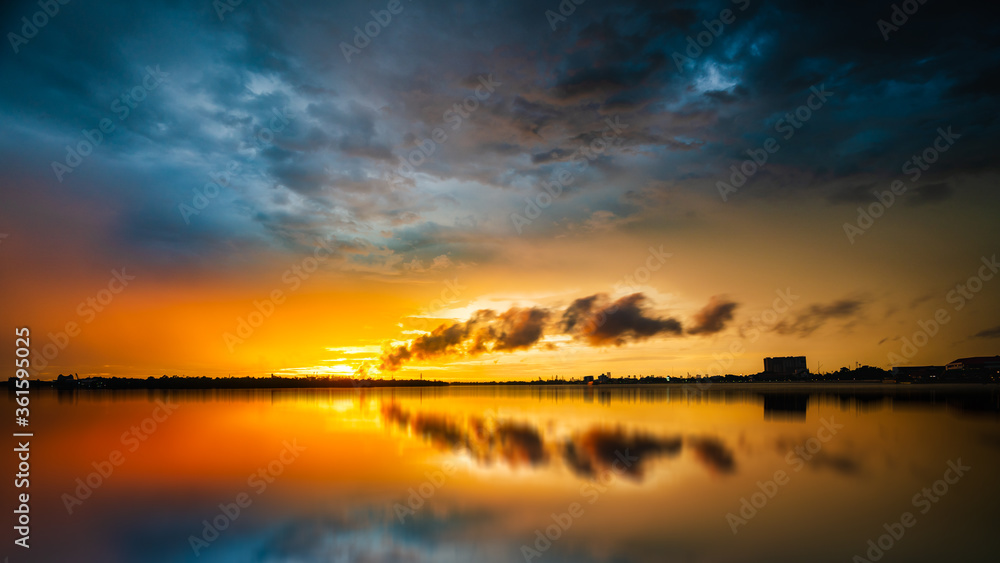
[27,388,994,488]
[15,388,1000,563]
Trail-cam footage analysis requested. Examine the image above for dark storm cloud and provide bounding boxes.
[2,0,998,269]
[772,299,865,337]
[687,296,739,335]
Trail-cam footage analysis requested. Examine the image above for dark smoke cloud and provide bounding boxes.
[687,296,739,335]
[380,307,550,371]
[379,321,468,371]
[481,307,550,352]
[772,299,864,337]
[381,292,717,370]
[562,293,683,346]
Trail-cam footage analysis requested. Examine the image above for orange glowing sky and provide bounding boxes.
[2,0,999,380]
[2,187,999,380]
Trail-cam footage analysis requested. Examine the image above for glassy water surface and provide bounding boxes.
[6,384,1000,562]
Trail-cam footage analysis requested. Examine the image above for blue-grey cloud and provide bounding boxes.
[2,0,998,273]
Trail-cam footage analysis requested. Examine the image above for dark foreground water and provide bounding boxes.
[3,384,999,562]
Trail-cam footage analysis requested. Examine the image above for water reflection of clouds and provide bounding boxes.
[199,509,618,563]
[775,436,864,476]
[687,437,737,474]
[563,429,681,479]
[201,512,511,563]
[381,404,738,479]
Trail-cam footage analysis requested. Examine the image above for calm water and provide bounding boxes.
[5,384,1000,562]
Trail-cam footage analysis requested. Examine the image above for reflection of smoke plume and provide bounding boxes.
[562,428,682,479]
[688,437,736,473]
[383,405,738,480]
[562,293,682,346]
[381,404,547,467]
[687,296,739,335]
[380,307,550,371]
[774,437,860,475]
[410,413,465,450]
[495,422,547,466]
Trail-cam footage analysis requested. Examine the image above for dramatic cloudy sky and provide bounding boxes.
[1,0,998,379]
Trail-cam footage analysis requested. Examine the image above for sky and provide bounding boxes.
[1,0,998,380]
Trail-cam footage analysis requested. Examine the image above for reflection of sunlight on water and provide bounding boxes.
[316,399,356,413]
[13,386,1000,563]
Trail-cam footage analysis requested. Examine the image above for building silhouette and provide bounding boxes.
[763,356,808,377]
[946,356,1000,373]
